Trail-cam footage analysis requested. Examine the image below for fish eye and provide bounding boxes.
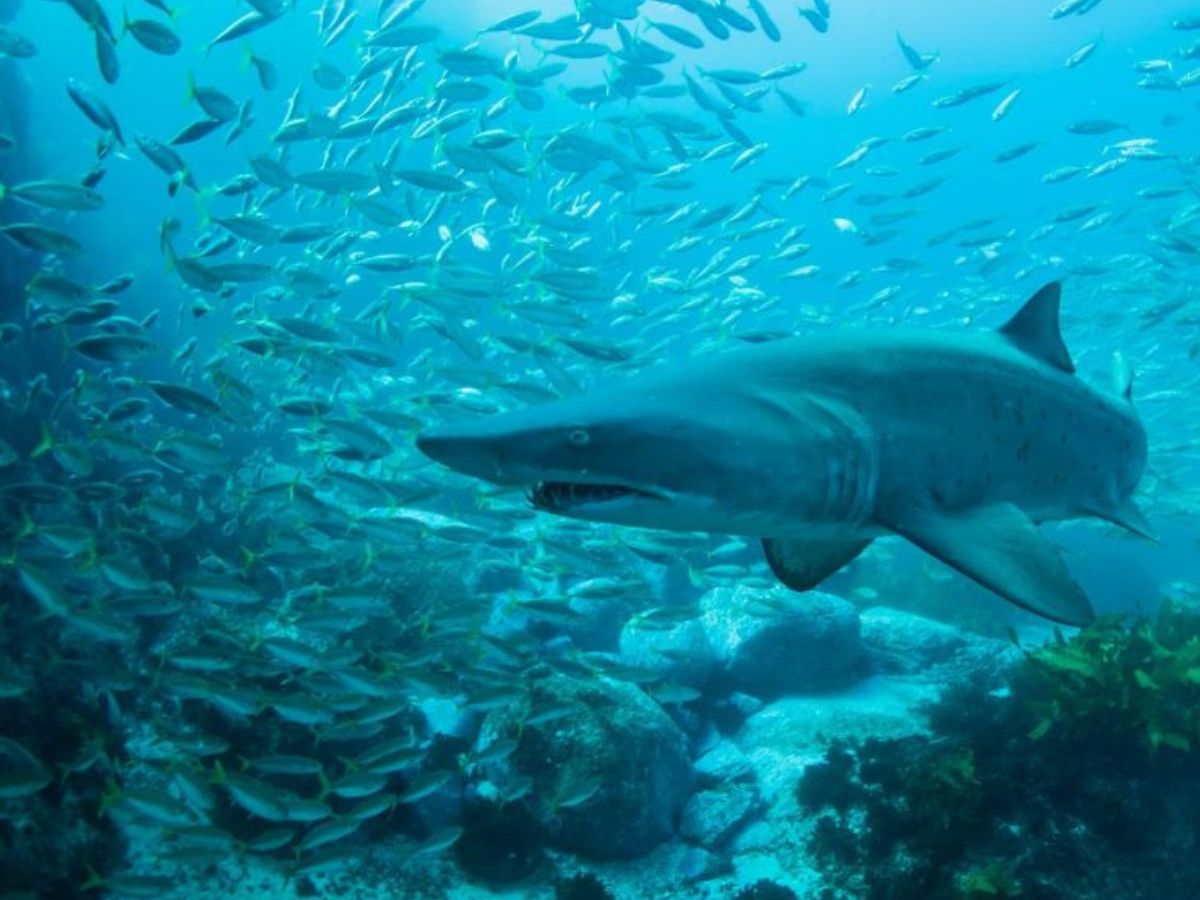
[568,428,590,448]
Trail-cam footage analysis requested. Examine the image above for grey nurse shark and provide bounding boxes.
[417,283,1152,627]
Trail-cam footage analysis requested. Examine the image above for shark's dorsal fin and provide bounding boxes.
[999,282,1075,374]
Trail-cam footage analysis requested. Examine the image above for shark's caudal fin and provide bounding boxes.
[878,501,1096,627]
[998,282,1075,374]
[762,536,872,592]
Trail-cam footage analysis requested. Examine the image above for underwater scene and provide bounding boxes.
[1,0,1200,897]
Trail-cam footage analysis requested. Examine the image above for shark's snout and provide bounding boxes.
[416,423,506,483]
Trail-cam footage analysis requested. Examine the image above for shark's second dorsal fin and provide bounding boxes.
[999,282,1075,374]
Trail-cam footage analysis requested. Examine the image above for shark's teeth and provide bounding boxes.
[530,482,659,511]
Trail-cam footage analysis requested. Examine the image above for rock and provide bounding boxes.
[734,678,935,799]
[860,606,1019,681]
[709,690,767,732]
[675,845,731,885]
[475,672,692,860]
[619,616,716,688]
[565,595,639,651]
[680,784,762,850]
[694,739,756,787]
[727,692,765,718]
[418,696,477,739]
[859,606,967,674]
[701,587,864,698]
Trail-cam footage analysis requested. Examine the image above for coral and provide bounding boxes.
[0,622,128,899]
[797,606,1200,900]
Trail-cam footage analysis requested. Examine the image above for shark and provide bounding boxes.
[416,283,1152,626]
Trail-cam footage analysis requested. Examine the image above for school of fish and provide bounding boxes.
[0,0,1199,895]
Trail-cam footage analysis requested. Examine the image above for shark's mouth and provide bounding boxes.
[530,481,664,512]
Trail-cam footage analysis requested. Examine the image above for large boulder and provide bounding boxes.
[734,679,937,800]
[619,615,717,688]
[693,737,756,787]
[474,672,692,860]
[860,606,1020,681]
[680,783,763,850]
[859,606,968,674]
[700,586,864,698]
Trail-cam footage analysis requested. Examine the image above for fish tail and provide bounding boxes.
[148,649,165,690]
[16,509,35,540]
[96,778,123,818]
[80,864,105,892]
[192,187,213,227]
[31,423,54,459]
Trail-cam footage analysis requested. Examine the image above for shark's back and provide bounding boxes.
[698,287,1144,530]
[775,325,1143,522]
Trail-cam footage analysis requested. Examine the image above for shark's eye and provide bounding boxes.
[568,428,591,448]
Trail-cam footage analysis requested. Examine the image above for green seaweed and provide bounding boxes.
[957,862,1022,898]
[797,598,1200,900]
[1023,599,1200,754]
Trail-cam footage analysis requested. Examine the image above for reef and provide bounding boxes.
[797,599,1200,900]
[0,614,128,899]
[473,669,693,861]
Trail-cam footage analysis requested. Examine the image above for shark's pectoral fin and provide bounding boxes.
[879,501,1095,627]
[762,536,872,592]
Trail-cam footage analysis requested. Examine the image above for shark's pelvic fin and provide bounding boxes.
[998,282,1075,374]
[762,536,872,592]
[1089,496,1157,543]
[879,501,1096,627]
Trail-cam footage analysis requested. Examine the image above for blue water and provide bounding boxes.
[1,0,1199,897]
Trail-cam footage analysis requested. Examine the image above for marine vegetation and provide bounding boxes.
[798,601,1200,900]
[0,613,128,899]
[1022,598,1200,753]
[733,879,801,900]
[956,863,1023,899]
[553,871,616,900]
